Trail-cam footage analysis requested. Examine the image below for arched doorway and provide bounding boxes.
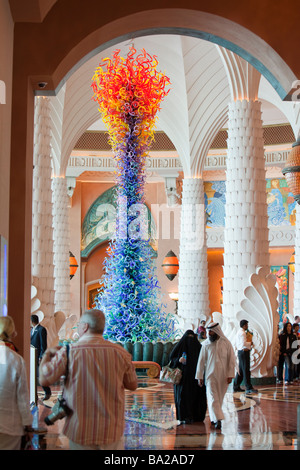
[8,4,299,357]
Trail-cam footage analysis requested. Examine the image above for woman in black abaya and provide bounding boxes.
[169,330,207,424]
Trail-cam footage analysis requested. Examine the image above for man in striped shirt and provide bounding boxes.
[39,309,137,450]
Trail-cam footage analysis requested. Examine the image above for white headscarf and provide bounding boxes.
[206,322,227,339]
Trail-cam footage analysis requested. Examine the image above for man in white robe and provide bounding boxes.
[195,322,236,430]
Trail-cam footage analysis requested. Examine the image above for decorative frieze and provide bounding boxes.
[207,226,295,248]
[66,148,291,178]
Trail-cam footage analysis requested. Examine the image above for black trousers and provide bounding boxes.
[277,353,294,382]
[233,349,253,391]
[36,358,51,397]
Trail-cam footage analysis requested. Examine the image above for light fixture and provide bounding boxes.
[69,251,78,280]
[162,250,179,280]
[169,292,179,301]
[288,251,295,274]
[169,292,179,314]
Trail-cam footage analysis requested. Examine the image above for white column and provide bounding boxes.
[222,99,269,323]
[31,97,55,318]
[177,178,209,330]
[52,176,71,316]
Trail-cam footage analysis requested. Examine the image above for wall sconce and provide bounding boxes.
[69,251,78,280]
[289,251,295,274]
[162,250,179,280]
[169,292,179,314]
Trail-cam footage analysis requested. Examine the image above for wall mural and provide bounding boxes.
[204,178,296,228]
[270,265,289,324]
[266,178,296,226]
[204,181,226,227]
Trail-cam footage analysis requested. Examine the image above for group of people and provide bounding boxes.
[169,319,257,430]
[2,306,299,450]
[0,309,138,450]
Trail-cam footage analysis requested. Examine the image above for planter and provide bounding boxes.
[122,341,178,367]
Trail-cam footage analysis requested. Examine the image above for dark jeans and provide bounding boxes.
[233,349,253,391]
[36,359,51,397]
[277,354,294,382]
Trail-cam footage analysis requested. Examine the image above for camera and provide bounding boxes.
[44,396,72,425]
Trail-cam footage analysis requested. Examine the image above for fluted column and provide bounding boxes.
[31,97,55,318]
[52,176,71,316]
[222,99,269,323]
[177,178,209,330]
[294,205,300,313]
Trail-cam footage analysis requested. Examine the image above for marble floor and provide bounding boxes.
[32,376,300,452]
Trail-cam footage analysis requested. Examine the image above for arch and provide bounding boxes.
[217,46,261,101]
[8,2,300,357]
[40,9,299,176]
[33,9,298,101]
[81,186,157,259]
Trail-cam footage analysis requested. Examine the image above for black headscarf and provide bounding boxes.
[169,330,201,374]
[169,330,207,423]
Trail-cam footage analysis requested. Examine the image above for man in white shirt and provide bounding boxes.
[233,319,258,394]
[195,322,235,430]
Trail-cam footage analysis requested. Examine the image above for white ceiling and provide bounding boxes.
[49,34,300,177]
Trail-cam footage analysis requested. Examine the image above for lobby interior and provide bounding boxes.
[32,376,300,451]
[1,0,300,452]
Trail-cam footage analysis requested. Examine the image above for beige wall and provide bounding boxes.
[208,247,295,318]
[0,0,13,240]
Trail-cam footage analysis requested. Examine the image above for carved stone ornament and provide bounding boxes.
[214,266,280,378]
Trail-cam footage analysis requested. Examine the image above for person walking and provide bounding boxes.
[30,314,51,400]
[277,322,297,385]
[233,319,258,394]
[195,322,235,430]
[292,323,300,382]
[39,309,138,450]
[169,330,207,424]
[0,316,33,450]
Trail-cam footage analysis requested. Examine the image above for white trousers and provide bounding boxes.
[206,377,226,422]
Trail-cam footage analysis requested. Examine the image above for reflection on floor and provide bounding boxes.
[35,376,300,451]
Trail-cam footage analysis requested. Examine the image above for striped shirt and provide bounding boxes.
[41,334,137,446]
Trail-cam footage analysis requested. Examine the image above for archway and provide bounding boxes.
[8,4,299,357]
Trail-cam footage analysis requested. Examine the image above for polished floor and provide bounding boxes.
[30,375,300,452]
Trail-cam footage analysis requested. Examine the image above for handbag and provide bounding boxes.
[160,362,182,385]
